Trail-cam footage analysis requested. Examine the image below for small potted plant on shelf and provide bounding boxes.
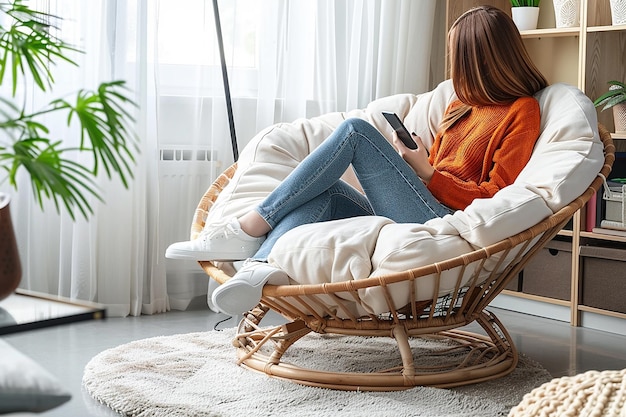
[594,80,626,134]
[610,0,626,25]
[0,0,138,299]
[510,0,540,31]
[553,0,580,28]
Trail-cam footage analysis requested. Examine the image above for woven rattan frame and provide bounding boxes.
[195,125,614,391]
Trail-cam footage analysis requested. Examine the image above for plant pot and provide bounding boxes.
[610,0,626,25]
[512,7,540,31]
[614,102,626,134]
[553,0,580,28]
[0,193,21,301]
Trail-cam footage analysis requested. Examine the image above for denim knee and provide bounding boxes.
[343,117,377,135]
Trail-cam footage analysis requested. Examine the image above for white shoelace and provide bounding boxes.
[201,219,240,240]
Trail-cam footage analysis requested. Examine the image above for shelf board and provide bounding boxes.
[501,290,572,307]
[578,304,626,320]
[520,27,580,38]
[587,24,626,33]
[558,229,573,237]
[519,25,626,38]
[612,133,626,140]
[580,231,626,242]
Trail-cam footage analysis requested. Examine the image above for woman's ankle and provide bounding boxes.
[238,211,271,237]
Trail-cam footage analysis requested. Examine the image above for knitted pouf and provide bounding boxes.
[509,369,626,416]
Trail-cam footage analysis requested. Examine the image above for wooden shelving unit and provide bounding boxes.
[446,0,626,333]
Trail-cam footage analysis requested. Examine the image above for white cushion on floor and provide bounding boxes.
[0,339,71,413]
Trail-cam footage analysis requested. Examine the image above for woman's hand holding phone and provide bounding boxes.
[382,112,434,183]
[382,112,417,149]
[392,131,434,183]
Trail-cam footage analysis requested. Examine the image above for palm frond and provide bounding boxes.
[0,137,100,220]
[0,1,138,220]
[51,81,139,188]
[0,0,80,94]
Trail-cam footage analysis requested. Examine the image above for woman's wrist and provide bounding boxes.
[420,166,435,184]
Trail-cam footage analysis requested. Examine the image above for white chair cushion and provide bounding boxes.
[203,81,604,315]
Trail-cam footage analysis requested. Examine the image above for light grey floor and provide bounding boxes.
[4,297,626,417]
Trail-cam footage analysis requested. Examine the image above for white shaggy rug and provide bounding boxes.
[83,328,551,417]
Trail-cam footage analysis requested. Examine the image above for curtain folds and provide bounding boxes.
[2,0,438,317]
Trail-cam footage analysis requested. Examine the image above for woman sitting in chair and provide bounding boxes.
[166,5,548,316]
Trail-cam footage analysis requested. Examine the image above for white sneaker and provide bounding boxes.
[165,218,265,261]
[211,261,289,315]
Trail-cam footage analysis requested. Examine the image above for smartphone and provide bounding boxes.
[382,112,417,150]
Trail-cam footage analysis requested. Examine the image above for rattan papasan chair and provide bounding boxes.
[187,81,614,391]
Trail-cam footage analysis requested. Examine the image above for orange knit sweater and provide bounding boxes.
[426,96,541,211]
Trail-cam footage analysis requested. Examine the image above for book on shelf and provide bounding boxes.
[592,227,626,237]
[585,153,626,232]
[585,187,607,232]
[596,187,606,230]
[586,190,597,232]
[600,219,626,230]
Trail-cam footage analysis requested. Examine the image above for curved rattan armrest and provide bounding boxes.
[190,163,238,241]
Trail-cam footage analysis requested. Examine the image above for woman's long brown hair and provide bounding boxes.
[442,5,548,131]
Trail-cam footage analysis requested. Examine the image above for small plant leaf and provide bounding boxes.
[510,0,540,6]
[594,81,626,111]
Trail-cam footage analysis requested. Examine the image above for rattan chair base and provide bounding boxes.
[231,306,518,391]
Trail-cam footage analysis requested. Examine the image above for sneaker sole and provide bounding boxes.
[212,279,265,315]
[164,248,254,261]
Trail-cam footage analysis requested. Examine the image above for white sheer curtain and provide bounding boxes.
[1,0,156,317]
[3,0,439,317]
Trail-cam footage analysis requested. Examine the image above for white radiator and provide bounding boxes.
[159,145,223,310]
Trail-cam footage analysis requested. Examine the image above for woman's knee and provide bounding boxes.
[340,118,386,143]
[343,117,374,133]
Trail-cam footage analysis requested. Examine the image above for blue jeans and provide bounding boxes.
[253,118,452,260]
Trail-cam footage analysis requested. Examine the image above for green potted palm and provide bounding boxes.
[511,0,541,31]
[594,80,626,134]
[0,0,138,299]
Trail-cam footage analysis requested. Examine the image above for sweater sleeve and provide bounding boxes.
[427,98,541,211]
